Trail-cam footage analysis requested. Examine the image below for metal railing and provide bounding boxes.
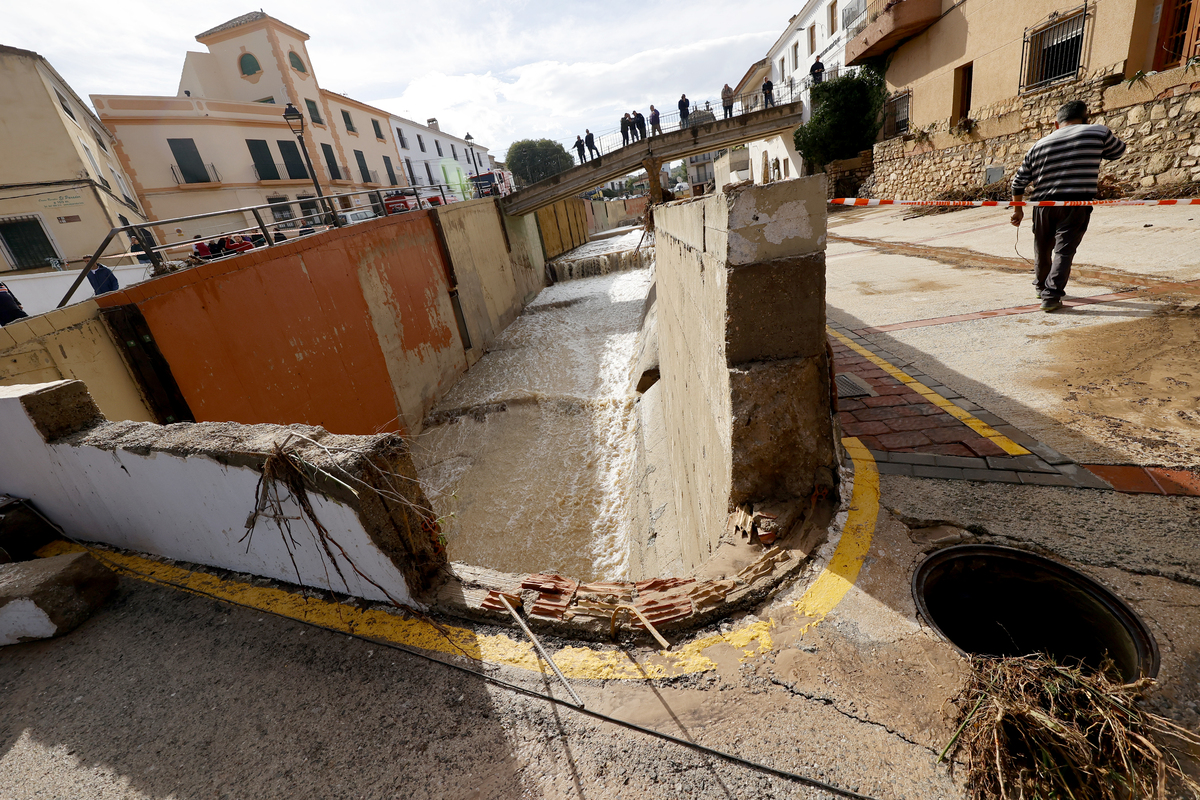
[170,162,222,185]
[253,162,308,181]
[842,0,868,31]
[882,91,911,138]
[1020,3,1088,93]
[849,0,905,39]
[565,84,805,166]
[328,164,352,181]
[56,186,462,309]
[359,168,380,185]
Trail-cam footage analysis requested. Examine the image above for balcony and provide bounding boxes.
[328,164,352,182]
[170,162,222,185]
[845,0,942,66]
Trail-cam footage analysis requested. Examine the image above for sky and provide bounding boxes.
[6,0,799,161]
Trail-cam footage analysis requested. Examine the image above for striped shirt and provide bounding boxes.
[1011,123,1126,200]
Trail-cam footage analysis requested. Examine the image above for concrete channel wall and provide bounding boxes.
[534,198,589,259]
[651,177,836,570]
[586,197,650,235]
[0,380,446,603]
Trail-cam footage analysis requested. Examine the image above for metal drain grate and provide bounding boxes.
[835,373,876,398]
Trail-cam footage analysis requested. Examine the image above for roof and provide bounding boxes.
[196,11,309,41]
[734,58,770,95]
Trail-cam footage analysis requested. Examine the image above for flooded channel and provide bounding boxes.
[413,268,652,581]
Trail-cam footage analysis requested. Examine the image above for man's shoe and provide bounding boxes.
[1041,298,1063,312]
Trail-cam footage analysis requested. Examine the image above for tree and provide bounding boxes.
[793,67,888,169]
[506,139,577,185]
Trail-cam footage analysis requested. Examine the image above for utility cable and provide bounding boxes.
[36,524,884,800]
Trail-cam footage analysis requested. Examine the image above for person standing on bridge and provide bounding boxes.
[574,135,587,165]
[721,83,734,118]
[634,110,647,141]
[763,77,775,107]
[1010,100,1126,312]
[678,94,690,128]
[649,105,662,137]
[585,129,599,161]
[810,57,825,85]
[621,113,632,146]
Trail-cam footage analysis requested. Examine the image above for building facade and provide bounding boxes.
[390,116,491,202]
[92,12,410,245]
[0,45,148,275]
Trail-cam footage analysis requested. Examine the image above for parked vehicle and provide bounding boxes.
[338,208,378,225]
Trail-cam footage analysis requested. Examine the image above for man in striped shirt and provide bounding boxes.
[1010,100,1126,311]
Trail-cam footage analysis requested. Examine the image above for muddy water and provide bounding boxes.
[1033,306,1200,466]
[413,269,652,581]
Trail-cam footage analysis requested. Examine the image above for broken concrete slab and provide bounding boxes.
[0,552,117,645]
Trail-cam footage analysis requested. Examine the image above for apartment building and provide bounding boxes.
[92,12,409,243]
[0,45,148,274]
[686,151,716,194]
[390,116,491,202]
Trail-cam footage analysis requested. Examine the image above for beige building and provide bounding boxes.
[0,45,148,275]
[92,12,410,245]
[848,0,1170,132]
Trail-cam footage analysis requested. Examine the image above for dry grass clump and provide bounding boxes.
[945,655,1200,800]
[1131,178,1200,201]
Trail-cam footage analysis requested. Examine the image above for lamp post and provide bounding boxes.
[282,103,340,227]
[464,133,481,198]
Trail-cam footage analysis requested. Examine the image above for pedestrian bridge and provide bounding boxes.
[501,100,805,216]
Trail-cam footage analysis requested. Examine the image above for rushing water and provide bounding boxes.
[413,268,652,581]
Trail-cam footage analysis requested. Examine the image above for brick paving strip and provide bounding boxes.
[828,323,1200,495]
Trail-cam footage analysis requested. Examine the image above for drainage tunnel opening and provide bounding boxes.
[913,545,1159,681]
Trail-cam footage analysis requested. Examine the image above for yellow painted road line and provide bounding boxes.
[827,327,1030,456]
[37,441,881,678]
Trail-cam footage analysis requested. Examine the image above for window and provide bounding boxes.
[92,129,109,152]
[451,143,457,159]
[829,0,838,34]
[79,138,109,187]
[267,196,297,228]
[276,140,309,180]
[247,139,280,180]
[396,128,409,149]
[109,167,134,203]
[435,140,443,156]
[953,63,974,122]
[792,42,799,70]
[320,143,341,180]
[341,110,356,133]
[1021,8,1086,92]
[296,195,319,225]
[354,149,372,183]
[168,138,212,184]
[288,51,307,73]
[425,162,434,184]
[808,24,817,54]
[0,216,60,270]
[305,99,324,124]
[1154,0,1200,70]
[55,90,77,123]
[254,96,276,104]
[239,53,261,76]
[883,91,911,138]
[780,58,786,79]
[405,157,416,184]
[372,119,384,139]
[417,134,426,152]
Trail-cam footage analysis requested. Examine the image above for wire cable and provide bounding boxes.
[45,530,884,800]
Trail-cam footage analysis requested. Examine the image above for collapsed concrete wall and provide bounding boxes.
[0,300,155,423]
[649,177,835,571]
[0,380,446,602]
[535,198,589,259]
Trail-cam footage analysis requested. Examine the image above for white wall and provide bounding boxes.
[0,381,413,606]
[3,263,152,317]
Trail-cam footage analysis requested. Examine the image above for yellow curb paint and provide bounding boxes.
[34,440,881,680]
[827,327,1030,456]
[793,438,878,626]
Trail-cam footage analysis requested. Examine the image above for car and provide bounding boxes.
[337,209,378,225]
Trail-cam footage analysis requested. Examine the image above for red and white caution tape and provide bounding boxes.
[829,197,1200,207]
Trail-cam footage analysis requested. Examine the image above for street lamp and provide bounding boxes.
[464,133,481,198]
[282,103,340,227]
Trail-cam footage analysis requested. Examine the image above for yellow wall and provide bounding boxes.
[0,300,155,422]
[887,0,1156,129]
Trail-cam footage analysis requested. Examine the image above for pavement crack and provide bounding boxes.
[766,674,939,755]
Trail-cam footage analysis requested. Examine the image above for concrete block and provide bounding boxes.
[1055,462,1114,490]
[15,380,103,442]
[912,465,966,480]
[0,326,17,351]
[0,552,117,645]
[888,452,938,466]
[725,177,826,265]
[961,468,1021,483]
[23,315,55,339]
[876,462,914,476]
[2,320,34,346]
[726,252,826,364]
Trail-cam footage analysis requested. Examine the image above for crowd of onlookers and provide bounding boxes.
[187,226,317,260]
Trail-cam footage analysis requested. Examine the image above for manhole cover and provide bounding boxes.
[835,373,875,399]
[913,544,1159,680]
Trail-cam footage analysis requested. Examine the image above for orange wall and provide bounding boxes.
[95,212,466,434]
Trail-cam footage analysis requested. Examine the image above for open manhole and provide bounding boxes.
[913,544,1159,681]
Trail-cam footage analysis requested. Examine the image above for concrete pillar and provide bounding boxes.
[642,157,663,204]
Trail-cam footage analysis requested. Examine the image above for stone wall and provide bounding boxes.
[868,64,1200,199]
[825,150,875,199]
[651,177,835,571]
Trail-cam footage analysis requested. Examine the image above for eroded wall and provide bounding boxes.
[652,177,834,570]
[535,198,589,259]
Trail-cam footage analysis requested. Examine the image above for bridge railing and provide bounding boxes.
[566,84,805,167]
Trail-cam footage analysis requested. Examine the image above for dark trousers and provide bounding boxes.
[764,92,775,107]
[1032,206,1092,299]
[587,144,599,160]
[679,112,689,128]
[622,131,629,145]
[723,103,733,119]
[576,149,586,165]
